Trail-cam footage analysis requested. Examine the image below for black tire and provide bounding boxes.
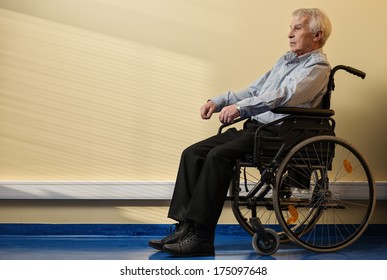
[252,228,280,255]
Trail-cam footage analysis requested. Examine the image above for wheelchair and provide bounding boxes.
[220,65,375,255]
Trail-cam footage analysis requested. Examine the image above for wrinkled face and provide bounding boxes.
[288,16,320,56]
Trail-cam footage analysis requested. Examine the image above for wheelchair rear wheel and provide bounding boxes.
[273,135,375,252]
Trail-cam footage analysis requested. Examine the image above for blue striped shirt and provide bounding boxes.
[211,48,330,124]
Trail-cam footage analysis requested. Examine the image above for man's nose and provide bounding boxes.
[288,30,295,38]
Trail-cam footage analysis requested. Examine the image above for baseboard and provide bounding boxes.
[0,181,386,200]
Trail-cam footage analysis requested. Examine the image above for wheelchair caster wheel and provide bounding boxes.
[252,228,280,256]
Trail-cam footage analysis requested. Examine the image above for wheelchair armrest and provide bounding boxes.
[217,117,248,134]
[217,107,334,134]
[271,107,335,117]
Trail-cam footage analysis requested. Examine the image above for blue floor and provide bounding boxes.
[0,224,386,260]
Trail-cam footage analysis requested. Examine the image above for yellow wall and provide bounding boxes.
[0,0,386,223]
[1,0,386,182]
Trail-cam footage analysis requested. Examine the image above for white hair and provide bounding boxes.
[292,8,332,46]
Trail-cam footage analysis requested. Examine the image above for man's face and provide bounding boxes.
[288,16,319,56]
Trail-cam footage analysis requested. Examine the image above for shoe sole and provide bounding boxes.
[163,248,215,257]
[169,252,215,257]
[148,242,164,251]
[149,241,185,251]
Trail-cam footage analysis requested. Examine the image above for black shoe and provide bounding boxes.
[162,231,215,257]
[148,223,190,250]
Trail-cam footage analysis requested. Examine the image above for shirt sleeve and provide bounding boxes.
[237,58,330,117]
[210,70,272,112]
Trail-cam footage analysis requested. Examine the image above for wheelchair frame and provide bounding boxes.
[220,65,375,255]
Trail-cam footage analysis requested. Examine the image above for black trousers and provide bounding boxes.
[167,120,279,233]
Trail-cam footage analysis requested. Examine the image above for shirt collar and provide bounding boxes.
[285,48,324,63]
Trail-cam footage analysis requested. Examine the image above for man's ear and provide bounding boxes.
[313,30,323,42]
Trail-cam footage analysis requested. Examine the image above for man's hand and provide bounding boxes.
[200,100,216,119]
[219,104,240,124]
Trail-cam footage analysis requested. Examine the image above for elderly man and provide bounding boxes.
[149,8,332,257]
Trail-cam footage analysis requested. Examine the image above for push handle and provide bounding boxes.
[331,65,366,79]
[345,66,366,79]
